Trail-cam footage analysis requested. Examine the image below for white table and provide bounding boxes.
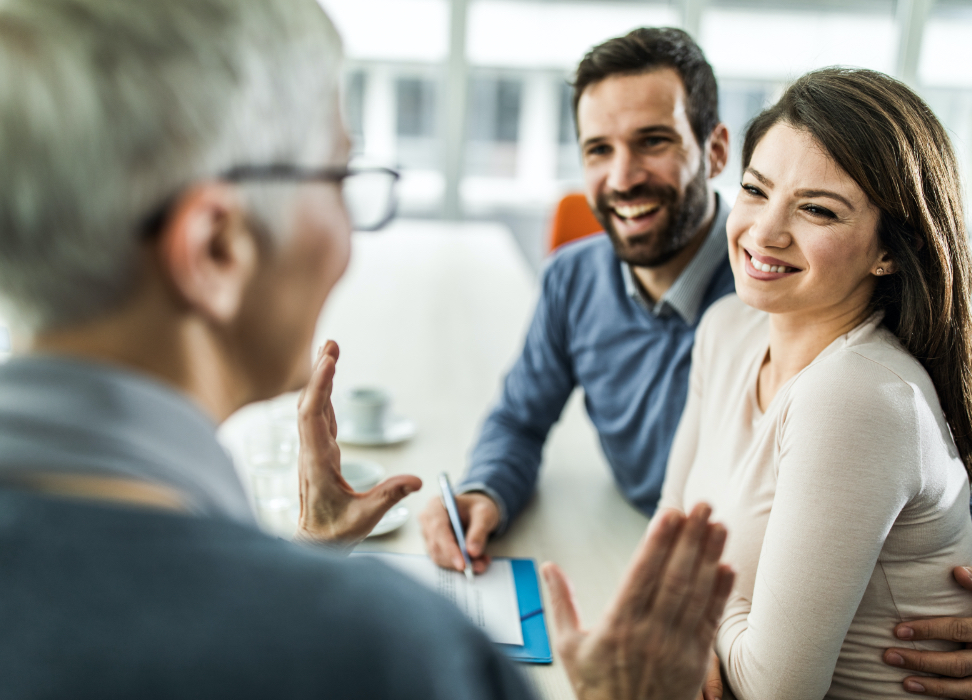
[220,219,650,699]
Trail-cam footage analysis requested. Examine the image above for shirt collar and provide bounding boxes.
[0,354,255,525]
[622,193,730,325]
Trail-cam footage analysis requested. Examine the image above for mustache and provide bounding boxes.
[598,182,678,213]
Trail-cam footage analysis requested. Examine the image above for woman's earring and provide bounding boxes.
[876,268,885,275]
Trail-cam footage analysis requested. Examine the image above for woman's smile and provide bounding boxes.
[745,249,800,279]
[726,123,884,320]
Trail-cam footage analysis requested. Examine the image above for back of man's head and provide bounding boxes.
[572,27,719,146]
[0,0,342,333]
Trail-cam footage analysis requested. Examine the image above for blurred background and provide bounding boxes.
[321,0,972,271]
[0,0,967,360]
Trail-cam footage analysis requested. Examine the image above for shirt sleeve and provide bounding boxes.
[460,257,577,533]
[718,352,920,699]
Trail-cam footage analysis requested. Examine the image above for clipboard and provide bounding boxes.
[354,552,552,664]
[496,558,552,664]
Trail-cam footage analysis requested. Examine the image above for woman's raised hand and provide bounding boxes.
[294,341,421,547]
[542,503,734,700]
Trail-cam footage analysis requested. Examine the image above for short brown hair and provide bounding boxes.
[743,68,972,478]
[571,27,719,147]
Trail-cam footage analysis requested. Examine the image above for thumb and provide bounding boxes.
[465,509,495,558]
[541,562,582,640]
[703,678,723,700]
[702,655,724,700]
[359,475,422,521]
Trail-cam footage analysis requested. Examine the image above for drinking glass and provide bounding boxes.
[245,415,300,526]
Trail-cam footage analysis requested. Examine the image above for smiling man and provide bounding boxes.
[421,27,733,570]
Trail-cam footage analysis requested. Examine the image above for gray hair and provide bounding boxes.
[0,0,343,332]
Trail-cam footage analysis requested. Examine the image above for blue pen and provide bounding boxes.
[438,472,474,581]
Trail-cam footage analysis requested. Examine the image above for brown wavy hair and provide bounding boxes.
[571,27,719,146]
[743,67,972,479]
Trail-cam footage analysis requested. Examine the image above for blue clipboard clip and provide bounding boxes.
[496,558,552,664]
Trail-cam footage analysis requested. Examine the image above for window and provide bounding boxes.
[557,82,582,181]
[395,77,439,170]
[465,75,523,177]
[343,70,366,155]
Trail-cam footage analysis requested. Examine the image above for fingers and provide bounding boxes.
[541,562,583,643]
[472,553,492,575]
[464,495,500,558]
[322,340,339,362]
[653,503,714,627]
[419,497,467,571]
[704,565,736,630]
[298,472,421,545]
[702,652,724,700]
[301,348,337,421]
[955,566,972,592]
[326,474,421,544]
[894,617,972,644]
[678,521,728,631]
[702,675,723,700]
[419,492,498,572]
[898,674,972,698]
[884,647,972,678]
[603,508,684,627]
[299,343,343,451]
[360,474,422,518]
[298,342,337,404]
[326,390,338,440]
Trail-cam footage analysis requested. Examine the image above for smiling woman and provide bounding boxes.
[658,68,972,699]
[737,68,972,469]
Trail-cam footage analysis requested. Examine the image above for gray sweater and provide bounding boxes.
[0,356,533,700]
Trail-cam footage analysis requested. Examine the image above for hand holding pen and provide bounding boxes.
[420,474,500,575]
[438,473,475,580]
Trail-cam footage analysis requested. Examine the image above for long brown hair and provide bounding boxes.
[743,67,972,479]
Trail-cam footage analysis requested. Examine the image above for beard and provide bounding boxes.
[594,156,710,268]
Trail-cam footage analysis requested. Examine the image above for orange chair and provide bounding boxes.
[547,193,603,253]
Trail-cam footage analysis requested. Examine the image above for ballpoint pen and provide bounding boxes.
[438,472,475,582]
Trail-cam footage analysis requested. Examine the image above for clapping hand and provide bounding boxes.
[294,341,421,547]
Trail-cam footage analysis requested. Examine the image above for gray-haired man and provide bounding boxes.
[0,1,732,698]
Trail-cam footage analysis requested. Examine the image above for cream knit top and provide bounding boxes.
[660,294,972,699]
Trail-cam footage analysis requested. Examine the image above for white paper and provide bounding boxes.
[360,553,524,645]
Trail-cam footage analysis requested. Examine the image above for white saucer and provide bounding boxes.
[367,505,409,537]
[340,458,385,492]
[338,415,417,446]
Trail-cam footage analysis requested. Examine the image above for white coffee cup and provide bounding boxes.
[344,386,391,437]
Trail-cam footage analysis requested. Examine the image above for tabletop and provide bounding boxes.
[219,219,650,700]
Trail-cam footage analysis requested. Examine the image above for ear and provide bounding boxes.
[705,123,730,180]
[873,250,896,277]
[154,183,259,324]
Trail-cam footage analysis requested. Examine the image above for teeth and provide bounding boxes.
[750,255,793,274]
[613,202,660,219]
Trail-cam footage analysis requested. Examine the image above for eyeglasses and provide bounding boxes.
[224,164,400,232]
[140,164,400,238]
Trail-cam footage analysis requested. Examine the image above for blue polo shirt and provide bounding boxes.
[462,197,735,530]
